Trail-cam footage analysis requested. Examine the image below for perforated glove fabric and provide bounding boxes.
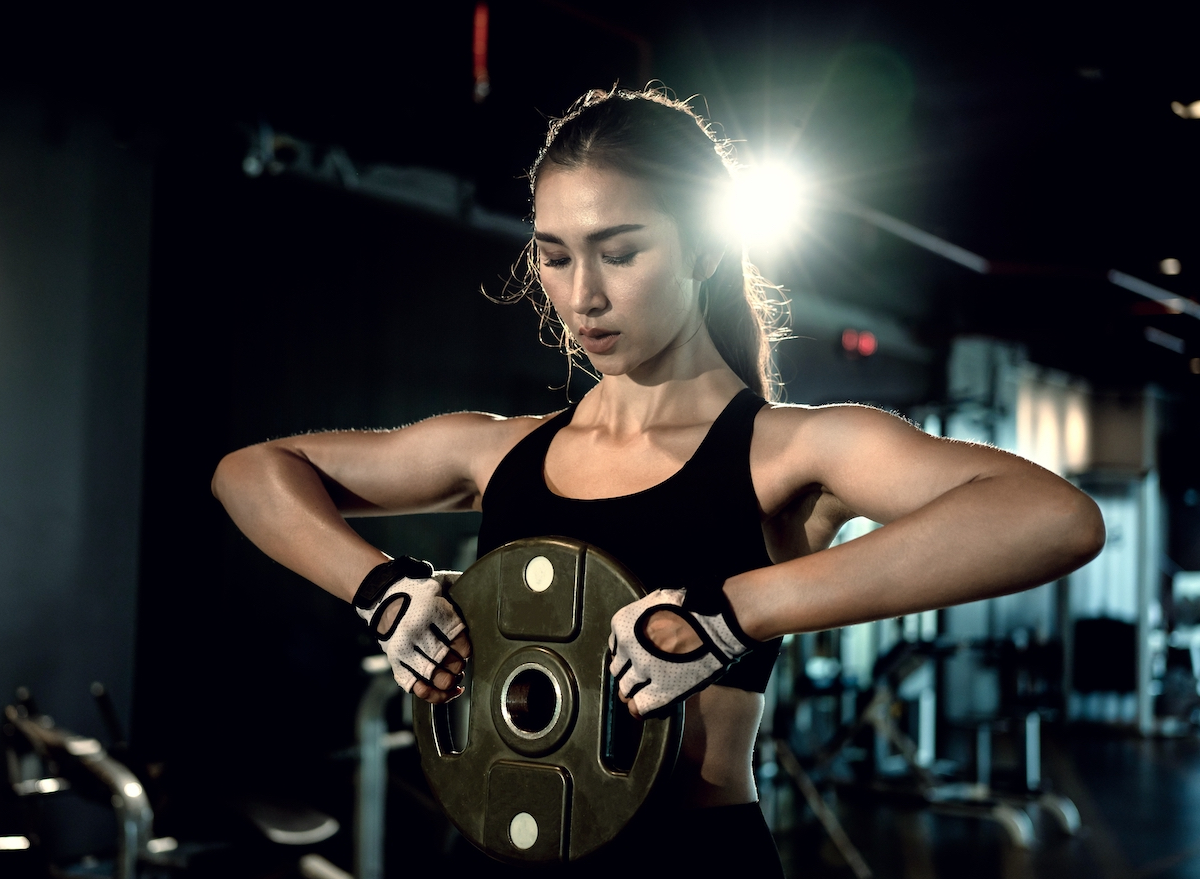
[353,556,465,692]
[608,588,758,716]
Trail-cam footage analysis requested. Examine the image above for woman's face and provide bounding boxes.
[533,164,705,379]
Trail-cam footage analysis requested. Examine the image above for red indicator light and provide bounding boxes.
[841,328,876,357]
[473,3,490,102]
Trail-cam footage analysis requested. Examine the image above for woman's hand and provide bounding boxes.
[609,589,757,718]
[354,559,473,701]
[412,629,472,703]
[413,571,473,704]
[617,609,701,718]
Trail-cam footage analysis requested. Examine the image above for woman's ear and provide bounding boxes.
[693,245,727,282]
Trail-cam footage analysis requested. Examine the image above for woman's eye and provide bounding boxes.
[604,252,637,265]
[541,255,570,268]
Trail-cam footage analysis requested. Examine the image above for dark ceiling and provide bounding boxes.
[4,0,1198,393]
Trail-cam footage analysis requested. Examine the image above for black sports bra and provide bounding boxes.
[476,389,781,692]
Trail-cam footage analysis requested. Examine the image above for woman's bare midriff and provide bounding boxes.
[668,684,765,807]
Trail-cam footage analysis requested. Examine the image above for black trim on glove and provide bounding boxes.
[369,593,412,640]
[353,556,435,610]
[681,587,763,652]
[716,598,761,651]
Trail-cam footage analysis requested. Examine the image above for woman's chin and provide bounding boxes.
[581,352,626,376]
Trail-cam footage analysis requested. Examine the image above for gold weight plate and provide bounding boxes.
[412,536,683,865]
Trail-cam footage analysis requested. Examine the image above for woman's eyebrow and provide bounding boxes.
[534,223,646,246]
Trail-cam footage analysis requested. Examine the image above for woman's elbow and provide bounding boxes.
[211,446,259,504]
[1061,488,1106,569]
[211,451,238,502]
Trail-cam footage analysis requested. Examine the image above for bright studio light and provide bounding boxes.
[731,162,808,248]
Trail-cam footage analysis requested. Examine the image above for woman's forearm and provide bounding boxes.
[211,444,388,602]
[728,472,1105,641]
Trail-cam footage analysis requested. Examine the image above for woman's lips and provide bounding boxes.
[577,327,619,355]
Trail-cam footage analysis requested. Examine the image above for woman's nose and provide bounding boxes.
[570,263,607,314]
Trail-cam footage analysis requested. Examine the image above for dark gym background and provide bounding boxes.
[1,2,1198,877]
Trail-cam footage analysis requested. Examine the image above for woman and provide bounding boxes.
[212,87,1105,874]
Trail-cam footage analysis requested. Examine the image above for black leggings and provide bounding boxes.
[449,801,784,878]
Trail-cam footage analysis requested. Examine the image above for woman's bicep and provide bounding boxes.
[786,406,1065,525]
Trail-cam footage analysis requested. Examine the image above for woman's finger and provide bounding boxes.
[413,680,464,704]
[430,666,458,691]
[440,651,465,676]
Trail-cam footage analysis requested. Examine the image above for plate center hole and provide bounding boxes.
[504,668,559,734]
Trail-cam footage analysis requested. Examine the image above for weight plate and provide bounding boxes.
[412,537,684,865]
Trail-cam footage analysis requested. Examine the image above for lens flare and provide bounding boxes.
[731,162,808,249]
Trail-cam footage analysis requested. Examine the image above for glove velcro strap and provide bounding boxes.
[353,556,435,610]
[687,586,760,657]
[678,580,760,650]
[707,603,760,656]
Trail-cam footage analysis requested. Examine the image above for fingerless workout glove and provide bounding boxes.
[607,588,759,716]
[353,556,466,692]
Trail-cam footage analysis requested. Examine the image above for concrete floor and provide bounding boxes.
[771,728,1200,879]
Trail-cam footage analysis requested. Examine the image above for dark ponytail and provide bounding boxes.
[700,241,784,401]
[498,86,788,400]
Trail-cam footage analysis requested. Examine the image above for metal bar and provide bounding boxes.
[821,200,1200,332]
[976,723,992,788]
[1137,470,1162,735]
[774,738,873,879]
[4,706,152,879]
[355,660,403,879]
[1108,270,1200,321]
[822,196,992,274]
[1023,713,1041,791]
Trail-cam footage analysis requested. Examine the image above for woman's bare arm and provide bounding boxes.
[730,404,1106,641]
[211,412,538,601]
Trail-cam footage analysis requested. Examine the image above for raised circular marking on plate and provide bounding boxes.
[524,556,554,593]
[509,812,538,850]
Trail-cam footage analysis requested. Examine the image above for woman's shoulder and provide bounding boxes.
[748,401,942,525]
[420,408,574,473]
[420,408,566,451]
[416,409,567,505]
[753,400,905,445]
[750,402,921,498]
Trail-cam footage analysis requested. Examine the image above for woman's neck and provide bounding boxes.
[577,367,746,436]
